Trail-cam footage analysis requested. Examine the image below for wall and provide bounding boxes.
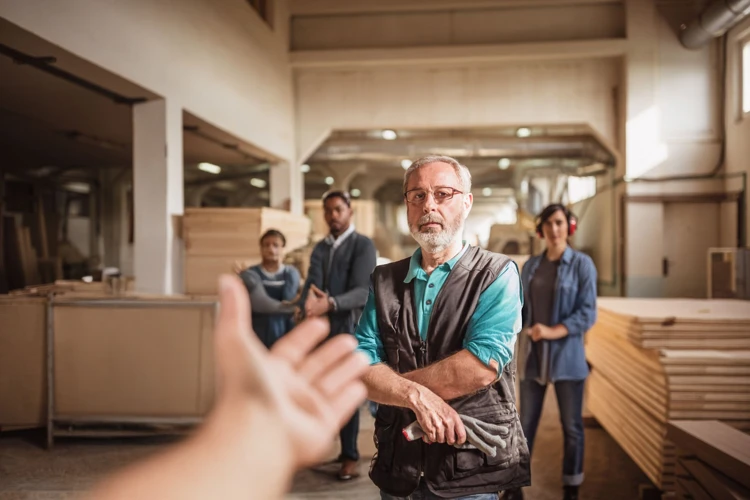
[295,57,622,160]
[0,0,295,162]
[725,16,750,244]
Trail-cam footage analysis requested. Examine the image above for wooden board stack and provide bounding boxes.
[666,420,750,499]
[182,208,311,295]
[586,298,750,492]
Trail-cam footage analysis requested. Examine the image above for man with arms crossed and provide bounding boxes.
[355,156,530,499]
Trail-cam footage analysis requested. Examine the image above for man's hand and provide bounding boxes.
[305,284,331,317]
[214,275,368,468]
[407,386,466,446]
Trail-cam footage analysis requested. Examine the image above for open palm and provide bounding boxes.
[213,275,368,467]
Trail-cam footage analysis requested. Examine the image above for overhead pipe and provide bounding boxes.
[680,0,750,49]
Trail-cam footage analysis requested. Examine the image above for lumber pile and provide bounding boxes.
[586,298,750,491]
[183,208,310,295]
[667,420,750,499]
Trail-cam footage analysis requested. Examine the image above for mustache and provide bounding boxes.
[417,214,445,228]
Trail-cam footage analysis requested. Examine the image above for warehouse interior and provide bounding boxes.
[1,0,749,498]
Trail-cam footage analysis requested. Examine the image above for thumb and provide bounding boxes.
[214,274,266,398]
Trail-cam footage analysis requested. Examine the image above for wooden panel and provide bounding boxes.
[667,421,750,490]
[0,298,46,427]
[679,458,750,500]
[54,303,215,417]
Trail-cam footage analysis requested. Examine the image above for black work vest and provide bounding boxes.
[369,246,531,498]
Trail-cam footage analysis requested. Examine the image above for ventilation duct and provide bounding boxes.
[680,0,750,49]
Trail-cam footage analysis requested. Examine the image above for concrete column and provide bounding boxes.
[132,99,184,294]
[270,162,304,215]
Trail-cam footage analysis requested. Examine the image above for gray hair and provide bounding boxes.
[403,155,472,194]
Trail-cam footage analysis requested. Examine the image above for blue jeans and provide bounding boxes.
[520,379,585,486]
[380,481,499,499]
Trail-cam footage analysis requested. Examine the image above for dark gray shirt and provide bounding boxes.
[529,256,559,384]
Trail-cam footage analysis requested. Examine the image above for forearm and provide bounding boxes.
[547,324,569,340]
[363,363,426,409]
[401,350,497,401]
[331,287,369,312]
[89,401,290,500]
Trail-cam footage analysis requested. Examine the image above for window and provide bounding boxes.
[743,40,750,114]
[247,0,272,27]
[567,176,597,204]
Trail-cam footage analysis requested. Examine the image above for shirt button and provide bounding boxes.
[426,299,432,305]
[428,284,435,288]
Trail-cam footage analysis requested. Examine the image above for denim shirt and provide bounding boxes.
[520,246,597,382]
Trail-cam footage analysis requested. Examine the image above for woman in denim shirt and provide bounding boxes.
[504,204,597,500]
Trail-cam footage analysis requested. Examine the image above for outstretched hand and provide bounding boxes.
[214,274,368,467]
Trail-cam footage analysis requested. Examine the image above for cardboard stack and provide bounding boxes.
[586,298,750,491]
[182,207,311,295]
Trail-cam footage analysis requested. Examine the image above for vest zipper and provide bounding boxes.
[419,341,427,367]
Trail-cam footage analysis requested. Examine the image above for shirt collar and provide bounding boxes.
[561,245,574,264]
[325,224,356,247]
[404,241,469,283]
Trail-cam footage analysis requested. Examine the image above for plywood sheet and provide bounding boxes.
[53,303,215,417]
[0,298,46,427]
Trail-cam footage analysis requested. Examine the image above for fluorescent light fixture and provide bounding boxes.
[301,164,311,173]
[325,176,334,185]
[63,182,91,194]
[482,187,492,197]
[351,188,361,197]
[498,158,511,170]
[516,127,531,138]
[381,129,398,140]
[198,162,221,174]
[249,178,267,188]
[401,159,412,169]
[82,276,93,283]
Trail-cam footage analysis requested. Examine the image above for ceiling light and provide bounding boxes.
[63,182,90,194]
[249,178,267,188]
[498,158,511,170]
[401,159,412,169]
[325,176,334,185]
[516,127,531,138]
[381,129,398,140]
[198,162,222,174]
[351,188,361,197]
[301,164,311,173]
[482,187,492,197]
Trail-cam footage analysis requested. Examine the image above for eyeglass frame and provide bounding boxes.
[403,186,465,205]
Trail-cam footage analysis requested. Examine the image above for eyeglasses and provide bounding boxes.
[404,187,464,205]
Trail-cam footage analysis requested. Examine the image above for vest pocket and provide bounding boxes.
[372,407,397,472]
[449,407,520,480]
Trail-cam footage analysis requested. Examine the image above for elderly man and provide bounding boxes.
[355,156,530,499]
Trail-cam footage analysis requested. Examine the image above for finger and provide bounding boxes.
[270,317,330,366]
[445,417,456,446]
[317,351,369,397]
[328,381,368,430]
[435,420,447,444]
[455,416,467,445]
[298,334,358,382]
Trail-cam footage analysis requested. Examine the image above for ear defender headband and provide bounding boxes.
[535,204,577,238]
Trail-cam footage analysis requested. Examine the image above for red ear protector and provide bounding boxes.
[535,206,577,238]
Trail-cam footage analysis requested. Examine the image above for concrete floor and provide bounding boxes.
[0,390,649,500]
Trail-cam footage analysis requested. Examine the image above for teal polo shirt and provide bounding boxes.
[355,243,522,374]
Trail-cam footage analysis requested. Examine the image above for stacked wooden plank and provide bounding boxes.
[183,208,310,295]
[586,298,750,491]
[667,420,750,499]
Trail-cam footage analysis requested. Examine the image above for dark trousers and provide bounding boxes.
[519,379,585,486]
[339,408,360,461]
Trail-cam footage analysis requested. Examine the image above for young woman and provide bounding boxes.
[242,229,300,349]
[506,204,597,500]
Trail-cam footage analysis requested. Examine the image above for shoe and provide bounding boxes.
[501,488,524,500]
[564,485,579,500]
[337,459,360,481]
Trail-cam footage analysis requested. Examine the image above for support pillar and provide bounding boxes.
[132,99,184,294]
[270,162,304,215]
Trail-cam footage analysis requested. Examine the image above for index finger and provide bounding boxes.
[270,317,330,366]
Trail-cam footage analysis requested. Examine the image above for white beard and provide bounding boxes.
[410,211,465,253]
